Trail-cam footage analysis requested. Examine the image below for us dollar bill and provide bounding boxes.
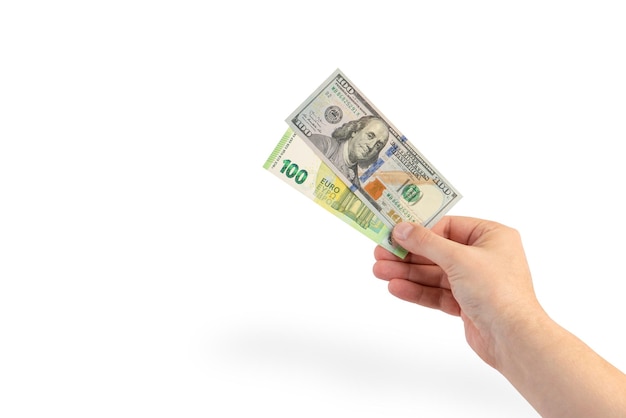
[286,69,462,229]
[264,127,408,258]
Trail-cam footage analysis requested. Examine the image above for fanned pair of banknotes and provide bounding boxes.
[263,69,462,258]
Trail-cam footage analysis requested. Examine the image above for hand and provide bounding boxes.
[374,216,626,417]
[373,216,544,367]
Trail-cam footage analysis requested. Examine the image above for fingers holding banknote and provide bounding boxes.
[373,243,458,315]
[373,216,543,358]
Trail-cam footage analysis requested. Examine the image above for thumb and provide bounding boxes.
[392,222,462,269]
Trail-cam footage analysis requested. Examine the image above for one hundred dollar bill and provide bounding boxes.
[286,69,462,229]
[263,127,408,258]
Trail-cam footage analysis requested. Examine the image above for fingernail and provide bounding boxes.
[393,222,414,241]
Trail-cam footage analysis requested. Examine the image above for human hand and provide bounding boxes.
[373,216,545,367]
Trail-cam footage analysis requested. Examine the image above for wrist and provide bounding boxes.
[490,302,553,373]
[490,303,626,417]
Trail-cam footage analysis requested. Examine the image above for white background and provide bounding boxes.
[1,1,625,417]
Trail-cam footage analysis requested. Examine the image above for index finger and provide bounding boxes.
[374,244,436,265]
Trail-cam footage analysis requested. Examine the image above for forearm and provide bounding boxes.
[495,311,626,418]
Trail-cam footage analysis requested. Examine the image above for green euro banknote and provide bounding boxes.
[263,127,408,258]
[287,69,462,229]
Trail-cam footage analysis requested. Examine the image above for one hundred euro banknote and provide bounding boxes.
[286,69,462,229]
[263,127,408,258]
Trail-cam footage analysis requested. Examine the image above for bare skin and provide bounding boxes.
[373,216,626,418]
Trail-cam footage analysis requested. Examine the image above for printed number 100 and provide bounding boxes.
[280,160,308,184]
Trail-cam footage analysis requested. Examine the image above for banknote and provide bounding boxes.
[263,127,408,258]
[286,69,462,229]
